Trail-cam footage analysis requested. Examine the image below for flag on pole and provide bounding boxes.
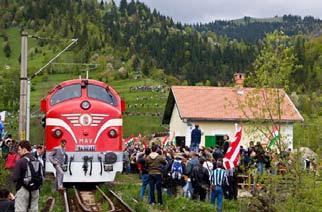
[162,131,175,147]
[223,128,242,170]
[162,136,170,146]
[124,137,134,147]
[169,131,175,145]
[267,126,279,150]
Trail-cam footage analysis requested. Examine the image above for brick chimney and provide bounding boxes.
[234,72,245,88]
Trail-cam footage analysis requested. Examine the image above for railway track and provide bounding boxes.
[63,185,134,212]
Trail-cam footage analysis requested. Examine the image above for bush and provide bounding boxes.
[246,155,322,211]
[0,158,10,186]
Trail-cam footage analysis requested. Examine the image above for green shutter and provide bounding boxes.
[205,135,216,148]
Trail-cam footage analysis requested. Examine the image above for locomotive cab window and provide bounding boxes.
[50,84,81,105]
[87,84,116,105]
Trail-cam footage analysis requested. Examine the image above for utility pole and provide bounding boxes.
[19,31,28,140]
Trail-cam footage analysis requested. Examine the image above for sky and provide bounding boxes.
[113,0,322,24]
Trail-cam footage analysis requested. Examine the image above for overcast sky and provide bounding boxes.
[113,0,322,24]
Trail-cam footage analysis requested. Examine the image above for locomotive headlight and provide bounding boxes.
[52,128,63,138]
[81,101,91,110]
[108,129,118,138]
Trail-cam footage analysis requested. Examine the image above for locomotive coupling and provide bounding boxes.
[82,156,89,175]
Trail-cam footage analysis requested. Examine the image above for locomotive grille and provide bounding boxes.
[62,113,109,127]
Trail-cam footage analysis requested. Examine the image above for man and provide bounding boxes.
[210,160,228,212]
[146,145,166,205]
[255,142,265,175]
[191,157,210,201]
[122,148,130,174]
[1,139,9,159]
[222,135,230,155]
[213,145,224,161]
[186,152,199,177]
[32,145,45,171]
[169,154,185,197]
[0,188,15,212]
[191,125,201,152]
[13,140,43,212]
[137,148,151,201]
[48,139,67,191]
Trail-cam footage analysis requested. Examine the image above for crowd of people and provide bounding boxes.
[122,125,298,211]
[0,130,66,212]
[0,116,316,212]
[129,85,167,92]
[0,137,45,212]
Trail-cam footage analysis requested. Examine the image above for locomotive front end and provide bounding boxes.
[42,79,125,182]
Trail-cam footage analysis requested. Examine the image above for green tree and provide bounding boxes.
[252,31,300,91]
[119,0,127,15]
[236,31,301,152]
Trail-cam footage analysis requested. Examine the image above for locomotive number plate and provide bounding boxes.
[104,165,113,172]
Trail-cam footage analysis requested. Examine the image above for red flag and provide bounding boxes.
[162,136,169,146]
[223,128,242,169]
[143,142,147,149]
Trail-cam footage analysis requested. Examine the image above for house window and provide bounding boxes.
[205,135,225,148]
[205,136,216,148]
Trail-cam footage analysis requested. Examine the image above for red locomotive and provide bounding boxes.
[40,79,125,182]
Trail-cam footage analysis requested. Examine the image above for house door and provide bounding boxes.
[175,136,186,148]
[215,135,225,148]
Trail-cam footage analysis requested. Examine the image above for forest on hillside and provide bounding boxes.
[195,15,322,43]
[0,1,320,89]
[0,1,320,84]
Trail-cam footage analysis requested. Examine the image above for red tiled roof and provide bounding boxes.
[166,86,303,122]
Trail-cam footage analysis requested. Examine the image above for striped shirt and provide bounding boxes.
[211,168,228,187]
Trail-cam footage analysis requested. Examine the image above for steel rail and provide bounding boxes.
[73,186,91,212]
[105,188,135,212]
[95,185,116,212]
[63,189,70,212]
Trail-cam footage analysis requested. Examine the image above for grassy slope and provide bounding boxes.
[0,27,57,71]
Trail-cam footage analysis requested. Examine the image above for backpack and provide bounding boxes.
[171,159,183,180]
[23,157,43,191]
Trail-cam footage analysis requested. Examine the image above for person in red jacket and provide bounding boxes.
[5,151,19,169]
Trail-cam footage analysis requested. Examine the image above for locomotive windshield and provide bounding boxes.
[87,84,116,105]
[50,84,81,105]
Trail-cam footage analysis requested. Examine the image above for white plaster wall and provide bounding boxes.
[281,124,293,150]
[169,104,189,142]
[169,109,294,149]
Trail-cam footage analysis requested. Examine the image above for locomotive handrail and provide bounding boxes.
[89,157,93,176]
[69,156,74,176]
[98,156,103,175]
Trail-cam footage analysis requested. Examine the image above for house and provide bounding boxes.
[162,73,304,149]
